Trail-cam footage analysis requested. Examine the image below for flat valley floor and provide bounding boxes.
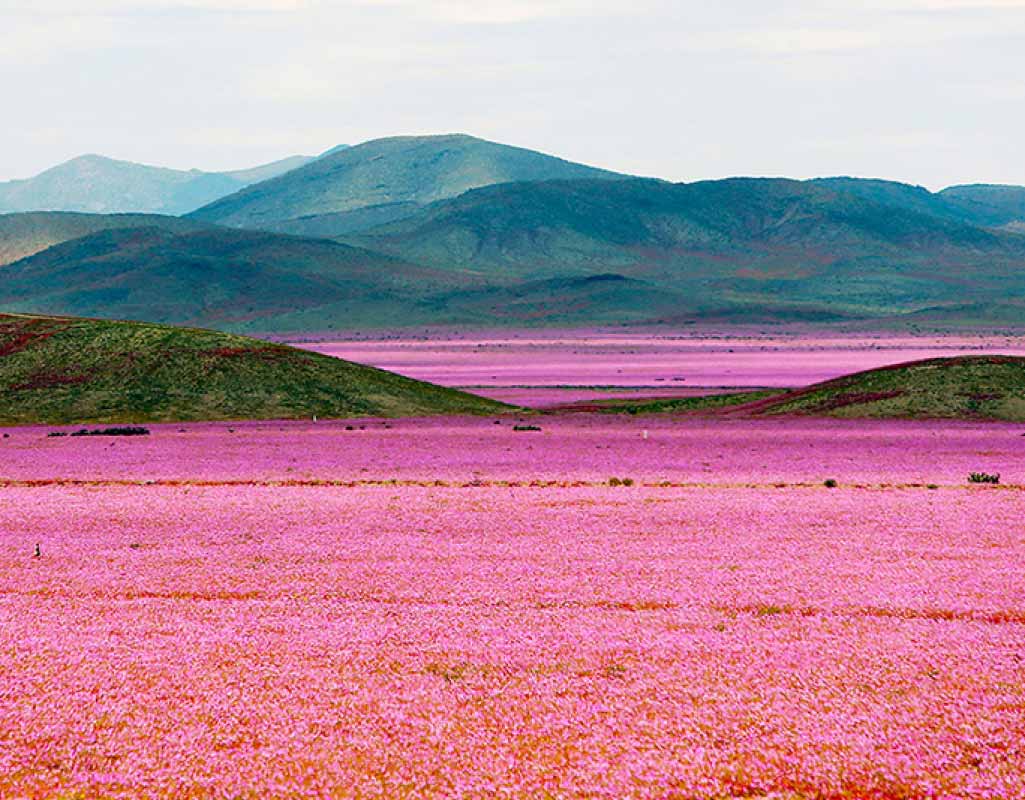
[3,330,1025,798]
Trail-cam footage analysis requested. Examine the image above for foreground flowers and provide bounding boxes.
[1,418,1024,798]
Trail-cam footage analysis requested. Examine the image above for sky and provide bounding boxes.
[3,0,1025,189]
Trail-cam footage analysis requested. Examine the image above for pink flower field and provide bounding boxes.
[297,329,1025,396]
[2,417,1025,798]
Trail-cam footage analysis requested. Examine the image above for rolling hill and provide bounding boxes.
[189,134,628,231]
[750,356,1025,421]
[0,313,506,424]
[939,184,1025,231]
[0,225,480,331]
[346,177,1025,320]
[812,177,1025,231]
[418,274,697,325]
[0,211,210,266]
[0,153,316,216]
[596,356,1025,421]
[6,175,1025,330]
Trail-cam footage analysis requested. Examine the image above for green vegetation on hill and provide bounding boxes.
[0,211,209,266]
[0,314,506,424]
[593,357,1025,421]
[348,177,1025,320]
[417,274,698,325]
[0,154,315,216]
[810,178,976,225]
[0,225,477,331]
[189,134,627,230]
[4,173,1025,331]
[939,184,1025,230]
[752,356,1025,421]
[813,177,1025,230]
[586,390,779,414]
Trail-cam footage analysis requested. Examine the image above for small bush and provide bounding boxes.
[968,472,1000,484]
[513,425,541,432]
[927,484,939,490]
[69,426,149,437]
[609,477,634,487]
[823,478,838,488]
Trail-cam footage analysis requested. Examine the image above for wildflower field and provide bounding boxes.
[2,416,1024,798]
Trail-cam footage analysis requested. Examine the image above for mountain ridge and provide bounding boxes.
[0,211,212,267]
[188,133,630,230]
[0,152,318,216]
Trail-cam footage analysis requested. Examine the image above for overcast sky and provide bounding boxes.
[3,0,1024,188]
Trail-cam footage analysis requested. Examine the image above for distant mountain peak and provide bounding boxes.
[0,152,317,216]
[189,133,630,229]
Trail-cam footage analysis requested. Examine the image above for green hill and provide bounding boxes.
[0,225,476,331]
[939,184,1025,231]
[595,357,1025,421]
[810,177,977,225]
[257,202,424,238]
[813,177,1025,230]
[0,314,505,424]
[749,356,1025,420]
[349,177,1025,320]
[7,176,1025,331]
[419,274,697,325]
[0,153,315,216]
[0,211,210,266]
[189,134,628,230]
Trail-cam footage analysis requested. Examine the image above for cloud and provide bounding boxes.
[5,0,623,18]
[396,0,628,24]
[4,0,314,13]
[2,0,1024,186]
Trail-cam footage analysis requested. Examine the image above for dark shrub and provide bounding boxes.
[69,427,149,437]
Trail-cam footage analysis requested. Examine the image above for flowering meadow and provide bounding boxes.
[2,416,1025,798]
[301,330,1025,393]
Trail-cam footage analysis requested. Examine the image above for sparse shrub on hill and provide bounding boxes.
[968,472,1001,484]
[0,314,508,424]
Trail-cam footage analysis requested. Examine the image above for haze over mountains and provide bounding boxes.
[0,212,209,267]
[0,153,318,216]
[1,133,1024,331]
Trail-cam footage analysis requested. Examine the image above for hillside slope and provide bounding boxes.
[0,226,475,331]
[751,356,1025,421]
[0,314,505,424]
[810,178,975,224]
[189,134,628,230]
[0,211,210,266]
[814,177,1025,230]
[7,176,1025,330]
[939,184,1025,231]
[349,177,1025,319]
[0,153,315,216]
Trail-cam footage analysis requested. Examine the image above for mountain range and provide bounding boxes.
[0,152,319,216]
[188,134,626,232]
[0,133,1024,330]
